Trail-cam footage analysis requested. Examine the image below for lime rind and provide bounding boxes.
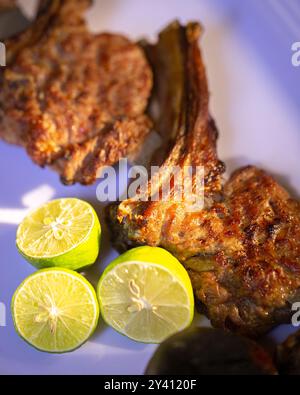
[11,268,100,353]
[100,246,191,282]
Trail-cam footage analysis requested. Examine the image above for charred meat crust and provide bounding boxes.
[53,115,152,186]
[107,21,300,337]
[107,21,225,251]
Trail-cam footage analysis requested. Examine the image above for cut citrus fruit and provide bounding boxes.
[97,246,194,343]
[16,198,101,270]
[11,268,99,353]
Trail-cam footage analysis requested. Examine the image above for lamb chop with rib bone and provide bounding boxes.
[107,21,300,337]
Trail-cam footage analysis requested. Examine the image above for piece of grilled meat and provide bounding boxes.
[107,21,300,337]
[0,0,153,185]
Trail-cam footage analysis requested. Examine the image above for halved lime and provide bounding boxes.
[11,268,99,353]
[16,198,101,270]
[97,247,194,343]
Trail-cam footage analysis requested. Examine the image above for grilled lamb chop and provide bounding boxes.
[0,0,153,184]
[107,21,300,337]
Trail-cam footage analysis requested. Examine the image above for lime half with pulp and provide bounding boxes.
[97,246,194,343]
[16,198,101,270]
[12,268,99,353]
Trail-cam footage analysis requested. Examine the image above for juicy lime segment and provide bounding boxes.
[98,247,194,343]
[16,198,101,270]
[12,268,99,353]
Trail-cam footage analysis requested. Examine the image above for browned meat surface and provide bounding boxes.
[53,115,152,185]
[277,330,300,375]
[107,21,300,337]
[0,0,153,184]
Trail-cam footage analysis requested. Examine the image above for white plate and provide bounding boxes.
[0,0,299,375]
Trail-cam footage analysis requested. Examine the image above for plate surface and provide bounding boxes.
[0,0,299,375]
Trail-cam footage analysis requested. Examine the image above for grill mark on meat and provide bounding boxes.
[53,115,152,185]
